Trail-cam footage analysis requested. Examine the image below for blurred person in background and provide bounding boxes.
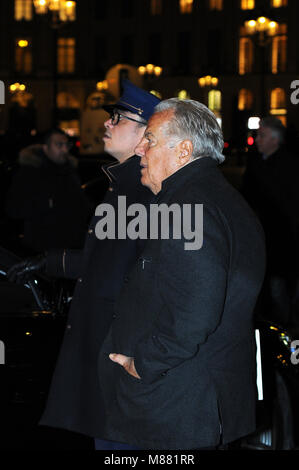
[242,117,299,326]
[5,128,92,253]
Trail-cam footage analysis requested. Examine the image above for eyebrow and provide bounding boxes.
[145,131,154,138]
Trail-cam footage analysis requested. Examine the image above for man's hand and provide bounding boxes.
[109,353,141,379]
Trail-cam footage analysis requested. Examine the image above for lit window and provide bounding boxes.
[208,90,221,113]
[14,0,32,21]
[238,89,253,110]
[151,0,162,15]
[270,0,287,7]
[59,1,76,21]
[209,0,223,10]
[239,37,253,75]
[179,0,193,14]
[57,38,76,74]
[240,0,255,9]
[177,90,190,100]
[271,35,287,73]
[15,38,32,73]
[270,88,287,125]
[150,90,162,99]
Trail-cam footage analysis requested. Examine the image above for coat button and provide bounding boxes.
[124,277,129,283]
[66,324,72,330]
[78,278,82,282]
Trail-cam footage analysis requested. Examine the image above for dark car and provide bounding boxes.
[0,247,93,449]
[0,245,298,450]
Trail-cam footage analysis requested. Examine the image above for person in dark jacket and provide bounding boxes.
[242,117,299,325]
[99,98,266,450]
[5,128,92,252]
[7,80,160,450]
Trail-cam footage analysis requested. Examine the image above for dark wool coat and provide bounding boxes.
[5,145,92,252]
[39,155,154,438]
[98,157,266,450]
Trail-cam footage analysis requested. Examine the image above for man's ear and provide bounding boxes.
[177,139,193,167]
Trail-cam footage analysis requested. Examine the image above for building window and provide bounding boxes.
[208,90,222,126]
[239,37,253,74]
[15,38,32,73]
[270,88,287,125]
[177,89,190,99]
[240,0,255,9]
[57,38,76,74]
[150,0,162,15]
[208,90,221,113]
[238,89,253,110]
[271,34,287,73]
[179,0,193,14]
[270,0,287,7]
[150,90,162,99]
[209,0,223,10]
[14,0,32,21]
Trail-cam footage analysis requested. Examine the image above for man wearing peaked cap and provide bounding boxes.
[8,80,160,450]
[103,79,161,121]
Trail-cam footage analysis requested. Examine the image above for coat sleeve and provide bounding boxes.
[46,249,84,279]
[134,204,230,384]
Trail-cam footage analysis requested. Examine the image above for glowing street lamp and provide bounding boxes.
[244,16,278,45]
[198,75,219,88]
[244,15,279,116]
[33,0,76,24]
[138,64,163,78]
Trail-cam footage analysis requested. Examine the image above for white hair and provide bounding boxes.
[154,98,225,164]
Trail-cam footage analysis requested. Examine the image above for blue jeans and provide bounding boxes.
[94,438,141,450]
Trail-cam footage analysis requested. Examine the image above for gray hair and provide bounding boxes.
[154,98,225,164]
[259,116,285,144]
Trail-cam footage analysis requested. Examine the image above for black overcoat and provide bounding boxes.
[99,157,266,450]
[5,146,92,251]
[39,155,154,438]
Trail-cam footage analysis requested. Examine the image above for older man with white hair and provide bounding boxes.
[99,98,266,450]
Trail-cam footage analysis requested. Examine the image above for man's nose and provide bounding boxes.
[104,117,113,129]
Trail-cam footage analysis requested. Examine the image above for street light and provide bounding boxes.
[33,1,77,126]
[244,16,278,46]
[138,64,163,78]
[198,75,219,88]
[33,0,76,25]
[244,15,278,116]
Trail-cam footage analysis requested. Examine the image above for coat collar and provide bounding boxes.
[102,155,142,185]
[159,156,218,196]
